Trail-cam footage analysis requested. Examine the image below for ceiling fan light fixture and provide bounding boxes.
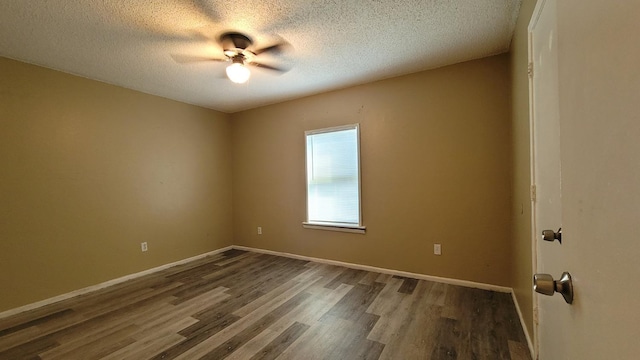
[226,61,250,84]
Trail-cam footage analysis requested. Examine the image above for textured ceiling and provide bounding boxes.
[0,0,521,113]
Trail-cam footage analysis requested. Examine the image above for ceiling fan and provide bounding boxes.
[172,32,290,84]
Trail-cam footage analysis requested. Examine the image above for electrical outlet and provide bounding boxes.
[257,227,262,235]
[141,242,148,252]
[434,243,441,255]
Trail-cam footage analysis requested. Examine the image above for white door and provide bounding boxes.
[530,1,640,359]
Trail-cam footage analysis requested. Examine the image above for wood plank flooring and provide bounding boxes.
[0,249,531,359]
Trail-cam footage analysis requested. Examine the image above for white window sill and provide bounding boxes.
[302,222,366,234]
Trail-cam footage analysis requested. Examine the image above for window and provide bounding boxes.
[303,124,365,233]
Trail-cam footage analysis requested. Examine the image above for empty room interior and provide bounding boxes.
[3,1,637,359]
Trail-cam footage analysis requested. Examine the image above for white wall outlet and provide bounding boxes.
[434,243,441,255]
[257,227,262,235]
[141,242,148,252]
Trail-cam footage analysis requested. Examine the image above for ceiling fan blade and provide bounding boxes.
[250,62,288,72]
[170,54,227,64]
[253,41,289,55]
[192,0,222,23]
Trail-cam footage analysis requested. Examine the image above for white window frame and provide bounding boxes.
[302,124,366,234]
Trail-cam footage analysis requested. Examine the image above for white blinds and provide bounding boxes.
[305,125,360,225]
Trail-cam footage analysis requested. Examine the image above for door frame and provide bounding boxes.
[528,0,553,358]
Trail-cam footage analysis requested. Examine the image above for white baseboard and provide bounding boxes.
[511,291,535,359]
[232,245,512,293]
[0,246,233,320]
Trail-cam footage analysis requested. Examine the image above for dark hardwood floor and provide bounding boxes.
[0,249,531,359]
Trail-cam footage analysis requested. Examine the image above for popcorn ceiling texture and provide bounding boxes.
[0,0,521,113]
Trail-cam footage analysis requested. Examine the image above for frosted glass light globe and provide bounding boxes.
[226,63,250,84]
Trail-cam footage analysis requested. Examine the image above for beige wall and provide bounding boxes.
[509,0,537,340]
[1,34,530,316]
[0,57,233,312]
[231,55,512,286]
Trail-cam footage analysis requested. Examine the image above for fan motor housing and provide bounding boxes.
[221,32,253,51]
